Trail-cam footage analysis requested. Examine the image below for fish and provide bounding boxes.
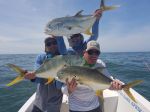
[6,55,83,86]
[44,0,119,36]
[57,66,143,102]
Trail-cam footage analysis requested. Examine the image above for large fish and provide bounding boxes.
[57,66,143,102]
[6,55,83,86]
[44,0,119,36]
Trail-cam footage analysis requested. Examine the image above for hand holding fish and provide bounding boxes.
[93,9,103,19]
[109,79,124,90]
[24,71,36,80]
[66,77,77,94]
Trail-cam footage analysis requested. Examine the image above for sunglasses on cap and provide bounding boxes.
[87,50,100,56]
[46,41,57,46]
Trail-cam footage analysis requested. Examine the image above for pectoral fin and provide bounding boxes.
[45,77,54,85]
[95,90,104,102]
[64,25,82,30]
[84,27,93,36]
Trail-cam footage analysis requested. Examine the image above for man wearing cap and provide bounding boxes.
[62,40,123,112]
[24,36,65,112]
[60,9,103,56]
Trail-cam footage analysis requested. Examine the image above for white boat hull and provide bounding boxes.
[18,89,150,112]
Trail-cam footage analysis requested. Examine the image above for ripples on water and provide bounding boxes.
[0,52,150,112]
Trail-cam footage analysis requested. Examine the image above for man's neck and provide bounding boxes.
[83,58,95,67]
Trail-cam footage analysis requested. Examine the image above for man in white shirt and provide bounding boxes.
[62,40,123,112]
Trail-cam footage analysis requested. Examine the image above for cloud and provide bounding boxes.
[0,0,150,53]
[99,24,150,52]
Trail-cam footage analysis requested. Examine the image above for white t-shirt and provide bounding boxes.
[61,59,111,111]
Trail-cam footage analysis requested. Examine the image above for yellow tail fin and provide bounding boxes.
[6,76,24,86]
[100,0,119,11]
[6,64,26,86]
[102,5,120,11]
[123,80,143,102]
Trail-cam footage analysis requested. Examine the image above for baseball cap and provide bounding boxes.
[86,40,100,51]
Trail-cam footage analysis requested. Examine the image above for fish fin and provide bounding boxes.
[45,77,54,85]
[64,24,82,30]
[123,89,137,103]
[100,0,119,11]
[6,64,26,86]
[95,90,104,102]
[102,5,120,11]
[84,28,93,36]
[74,10,84,17]
[123,80,143,102]
[6,76,24,87]
[7,64,25,76]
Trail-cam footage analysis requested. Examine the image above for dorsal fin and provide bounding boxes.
[74,10,84,17]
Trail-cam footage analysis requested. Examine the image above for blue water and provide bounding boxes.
[0,52,150,112]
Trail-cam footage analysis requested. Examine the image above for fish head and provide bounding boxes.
[57,67,80,83]
[45,21,58,35]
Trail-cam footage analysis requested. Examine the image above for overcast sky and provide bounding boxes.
[0,0,150,54]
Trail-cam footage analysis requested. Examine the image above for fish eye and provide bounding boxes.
[63,64,67,68]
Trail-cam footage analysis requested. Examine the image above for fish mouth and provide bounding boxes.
[44,28,52,35]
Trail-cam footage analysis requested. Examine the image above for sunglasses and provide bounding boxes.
[87,50,100,56]
[70,34,82,38]
[46,41,57,46]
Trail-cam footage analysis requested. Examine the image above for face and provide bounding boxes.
[45,39,58,54]
[83,49,100,64]
[68,34,83,47]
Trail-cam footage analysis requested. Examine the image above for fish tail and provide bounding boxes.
[6,64,26,86]
[100,0,119,11]
[123,80,143,102]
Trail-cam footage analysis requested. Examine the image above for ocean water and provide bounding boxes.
[0,52,150,112]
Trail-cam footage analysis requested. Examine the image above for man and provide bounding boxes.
[59,9,103,56]
[24,36,65,112]
[62,40,123,112]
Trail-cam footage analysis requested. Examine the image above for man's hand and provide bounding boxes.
[93,9,103,19]
[66,77,77,94]
[24,71,35,80]
[109,79,124,90]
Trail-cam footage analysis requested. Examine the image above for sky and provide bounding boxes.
[0,0,150,54]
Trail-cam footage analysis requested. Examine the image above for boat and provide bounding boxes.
[18,88,150,112]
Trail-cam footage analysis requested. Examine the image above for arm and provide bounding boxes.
[96,59,123,90]
[56,36,67,55]
[86,20,100,42]
[86,9,103,43]
[25,54,47,83]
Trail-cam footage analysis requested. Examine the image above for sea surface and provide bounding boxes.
[0,52,150,112]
